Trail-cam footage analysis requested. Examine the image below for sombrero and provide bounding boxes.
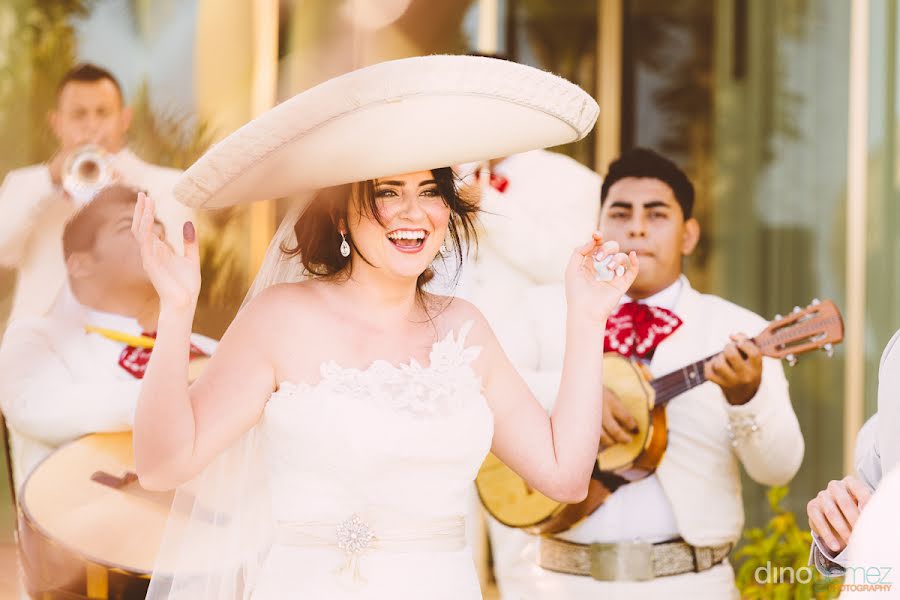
[174,54,599,209]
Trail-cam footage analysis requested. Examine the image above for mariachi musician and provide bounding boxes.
[486,148,804,599]
[0,184,214,496]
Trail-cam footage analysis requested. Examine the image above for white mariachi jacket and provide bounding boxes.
[488,276,804,598]
[455,149,601,327]
[811,327,900,576]
[0,149,194,323]
[447,149,601,590]
[0,292,216,493]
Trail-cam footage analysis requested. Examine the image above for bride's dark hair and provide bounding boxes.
[282,167,479,294]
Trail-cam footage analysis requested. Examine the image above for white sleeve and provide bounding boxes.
[854,414,882,489]
[0,167,61,267]
[514,285,567,413]
[0,323,140,446]
[724,355,805,486]
[876,329,900,473]
[477,163,600,285]
[809,534,849,576]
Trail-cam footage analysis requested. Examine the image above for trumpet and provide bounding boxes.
[62,145,113,205]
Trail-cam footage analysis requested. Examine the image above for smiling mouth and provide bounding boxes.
[386,229,429,253]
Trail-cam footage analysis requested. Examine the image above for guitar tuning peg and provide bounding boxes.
[792,306,802,314]
[811,298,821,305]
[823,343,834,358]
[774,314,783,321]
[786,353,798,367]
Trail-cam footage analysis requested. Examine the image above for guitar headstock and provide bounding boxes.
[754,299,844,366]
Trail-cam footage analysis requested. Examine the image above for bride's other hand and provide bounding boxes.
[132,191,201,312]
[565,232,638,326]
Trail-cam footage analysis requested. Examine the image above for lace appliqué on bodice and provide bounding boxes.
[271,320,483,417]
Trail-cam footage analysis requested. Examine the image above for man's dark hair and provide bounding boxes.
[56,63,124,103]
[63,185,139,259]
[466,51,512,62]
[600,148,695,219]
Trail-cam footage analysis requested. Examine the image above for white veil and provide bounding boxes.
[145,201,310,599]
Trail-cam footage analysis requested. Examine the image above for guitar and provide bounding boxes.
[476,299,844,534]
[17,356,211,600]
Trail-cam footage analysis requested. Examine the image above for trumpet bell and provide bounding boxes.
[62,145,112,205]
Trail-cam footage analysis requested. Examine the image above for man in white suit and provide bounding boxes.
[807,327,900,577]
[487,148,804,599]
[442,149,601,592]
[0,63,193,324]
[455,149,601,352]
[0,185,214,494]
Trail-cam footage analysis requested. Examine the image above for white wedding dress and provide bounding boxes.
[244,321,493,599]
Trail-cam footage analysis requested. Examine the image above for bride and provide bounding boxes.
[132,55,638,599]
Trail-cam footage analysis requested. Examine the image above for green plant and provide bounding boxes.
[734,486,842,599]
[0,0,95,173]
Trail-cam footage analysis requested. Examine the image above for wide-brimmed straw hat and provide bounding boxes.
[174,54,599,209]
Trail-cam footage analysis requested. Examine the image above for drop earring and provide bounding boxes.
[439,237,451,257]
[340,232,350,257]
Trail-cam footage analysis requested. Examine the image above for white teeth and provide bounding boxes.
[387,230,426,240]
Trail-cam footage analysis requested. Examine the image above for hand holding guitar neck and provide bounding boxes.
[705,333,763,406]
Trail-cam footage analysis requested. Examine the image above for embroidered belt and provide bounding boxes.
[275,514,465,561]
[537,536,732,581]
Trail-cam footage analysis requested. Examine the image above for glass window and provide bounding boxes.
[621,0,851,527]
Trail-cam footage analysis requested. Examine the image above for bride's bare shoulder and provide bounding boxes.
[424,294,493,342]
[231,280,329,333]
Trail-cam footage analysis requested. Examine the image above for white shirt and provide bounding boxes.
[488,276,801,599]
[557,279,684,545]
[0,148,193,323]
[0,291,216,492]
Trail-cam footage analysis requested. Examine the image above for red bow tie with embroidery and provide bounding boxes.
[119,332,207,379]
[604,302,683,359]
[474,169,509,193]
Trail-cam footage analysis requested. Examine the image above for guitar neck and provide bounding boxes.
[649,353,717,407]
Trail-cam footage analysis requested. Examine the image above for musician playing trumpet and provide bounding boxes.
[0,63,193,324]
[0,185,214,495]
[487,148,804,599]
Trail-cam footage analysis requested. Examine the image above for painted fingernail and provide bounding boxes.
[183,221,195,243]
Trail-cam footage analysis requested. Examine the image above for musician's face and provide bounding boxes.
[50,79,132,153]
[88,201,165,289]
[599,177,699,300]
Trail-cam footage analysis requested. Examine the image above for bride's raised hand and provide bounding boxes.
[131,192,201,312]
[565,232,639,326]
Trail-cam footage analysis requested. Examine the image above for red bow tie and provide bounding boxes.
[474,169,509,193]
[604,302,683,359]
[118,332,207,379]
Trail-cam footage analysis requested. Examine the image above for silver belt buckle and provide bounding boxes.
[589,541,654,581]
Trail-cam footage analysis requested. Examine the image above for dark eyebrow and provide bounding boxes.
[608,201,634,210]
[375,179,438,187]
[642,201,672,210]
